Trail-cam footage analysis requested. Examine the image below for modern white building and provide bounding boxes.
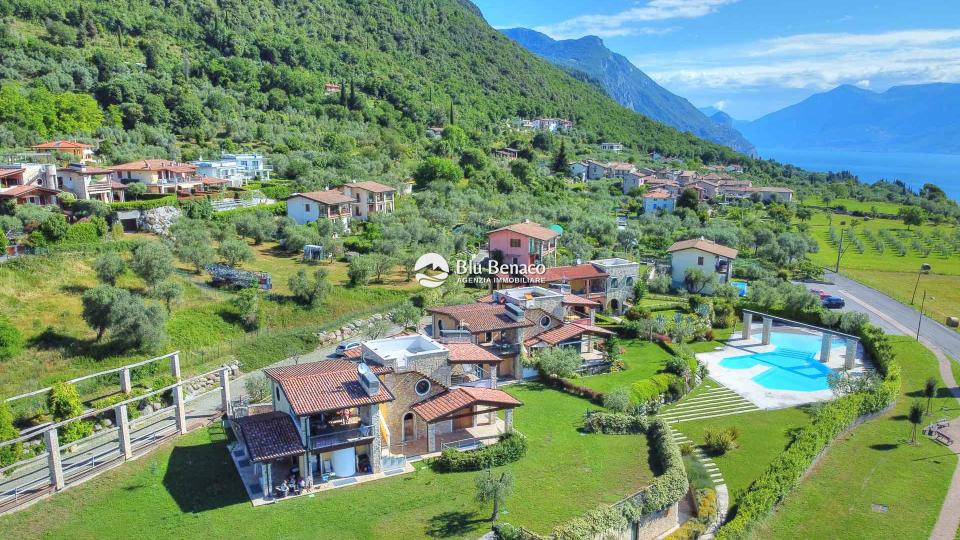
[221,152,271,181]
[192,157,244,187]
[667,237,738,295]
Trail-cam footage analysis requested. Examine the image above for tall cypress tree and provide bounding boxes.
[448,97,455,125]
[339,80,347,107]
[349,80,358,110]
[552,140,568,174]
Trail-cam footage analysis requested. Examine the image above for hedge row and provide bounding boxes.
[714,324,900,539]
[631,373,681,403]
[545,374,604,403]
[495,419,687,540]
[582,411,649,434]
[432,431,527,472]
[110,196,177,211]
[211,201,286,221]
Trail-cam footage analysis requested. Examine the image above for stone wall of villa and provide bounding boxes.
[598,502,679,540]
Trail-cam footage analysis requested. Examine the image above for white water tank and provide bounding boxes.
[331,448,356,477]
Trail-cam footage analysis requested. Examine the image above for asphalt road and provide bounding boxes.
[805,270,960,360]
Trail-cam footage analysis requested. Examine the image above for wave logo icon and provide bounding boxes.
[414,253,449,289]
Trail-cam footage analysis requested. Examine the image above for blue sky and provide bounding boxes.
[473,0,960,119]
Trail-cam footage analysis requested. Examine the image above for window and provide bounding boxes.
[539,315,551,328]
[610,278,619,289]
[415,379,432,396]
[509,238,521,248]
[697,256,704,266]
[625,277,634,287]
[275,386,280,402]
[305,203,311,212]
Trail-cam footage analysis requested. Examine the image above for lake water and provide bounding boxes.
[757,147,960,200]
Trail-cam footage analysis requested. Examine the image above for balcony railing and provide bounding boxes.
[310,424,374,450]
[481,341,520,356]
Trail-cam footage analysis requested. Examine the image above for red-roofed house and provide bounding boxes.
[0,163,60,205]
[667,237,738,294]
[339,181,396,221]
[57,164,125,202]
[31,140,95,161]
[108,159,199,194]
[487,220,559,267]
[285,190,355,225]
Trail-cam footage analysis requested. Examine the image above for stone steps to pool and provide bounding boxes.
[663,406,760,424]
[661,401,759,420]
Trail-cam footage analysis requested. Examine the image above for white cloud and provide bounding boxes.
[533,0,738,39]
[712,100,727,110]
[639,29,960,92]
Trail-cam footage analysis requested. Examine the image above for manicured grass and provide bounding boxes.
[802,196,904,215]
[673,406,814,500]
[752,337,959,540]
[574,339,674,394]
[0,384,655,539]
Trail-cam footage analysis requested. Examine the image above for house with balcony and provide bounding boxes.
[492,258,639,315]
[31,140,95,162]
[599,142,624,152]
[285,190,354,226]
[487,220,559,267]
[57,164,126,203]
[108,159,199,194]
[339,181,396,221]
[0,163,61,206]
[643,189,676,214]
[221,152,271,181]
[667,237,738,295]
[191,156,245,187]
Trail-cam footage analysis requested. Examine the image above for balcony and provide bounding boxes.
[310,423,374,450]
[480,341,520,357]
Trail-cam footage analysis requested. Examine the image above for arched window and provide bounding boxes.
[625,276,635,287]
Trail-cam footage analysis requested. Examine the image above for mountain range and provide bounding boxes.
[501,27,756,155]
[739,83,960,154]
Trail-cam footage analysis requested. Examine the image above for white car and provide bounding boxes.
[336,340,362,356]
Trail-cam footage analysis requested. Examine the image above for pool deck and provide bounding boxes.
[696,324,873,409]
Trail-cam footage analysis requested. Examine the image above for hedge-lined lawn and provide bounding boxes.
[672,406,813,500]
[752,338,959,540]
[574,340,673,394]
[0,384,655,539]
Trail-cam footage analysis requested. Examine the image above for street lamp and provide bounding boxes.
[917,290,934,341]
[910,263,932,305]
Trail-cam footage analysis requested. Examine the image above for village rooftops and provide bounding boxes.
[411,387,521,423]
[524,321,613,347]
[287,190,355,205]
[488,221,560,241]
[427,303,534,333]
[644,188,673,199]
[667,237,738,259]
[31,140,93,150]
[344,181,396,193]
[444,342,503,364]
[263,360,394,416]
[109,159,197,173]
[749,186,794,193]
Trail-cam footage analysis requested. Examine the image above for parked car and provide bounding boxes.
[822,296,845,309]
[809,289,830,299]
[335,340,362,356]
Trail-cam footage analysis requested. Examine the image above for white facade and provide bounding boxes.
[192,157,245,187]
[643,195,675,214]
[340,183,396,222]
[669,248,733,295]
[221,153,270,181]
[285,194,352,226]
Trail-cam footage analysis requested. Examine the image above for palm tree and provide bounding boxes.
[475,469,514,522]
[924,377,938,414]
[909,401,925,445]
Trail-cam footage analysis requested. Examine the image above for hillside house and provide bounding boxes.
[109,160,198,194]
[667,237,737,295]
[495,148,519,160]
[487,220,559,267]
[530,117,573,133]
[599,142,624,152]
[643,189,676,214]
[645,178,680,196]
[285,190,354,225]
[568,161,588,180]
[339,181,396,221]
[0,163,60,205]
[222,153,271,181]
[324,83,341,94]
[31,141,95,162]
[191,156,244,187]
[622,172,653,194]
[57,164,126,203]
[493,258,639,315]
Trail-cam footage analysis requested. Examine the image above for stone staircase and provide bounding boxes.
[659,380,758,424]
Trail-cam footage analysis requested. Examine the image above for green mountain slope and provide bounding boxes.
[0,0,740,164]
[501,27,756,155]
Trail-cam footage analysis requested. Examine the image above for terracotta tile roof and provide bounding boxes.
[412,387,522,423]
[62,164,113,175]
[342,348,363,359]
[232,411,305,463]
[644,189,673,200]
[199,175,229,185]
[751,186,793,193]
[667,237,738,259]
[428,303,533,333]
[0,168,24,179]
[344,181,396,193]
[646,178,679,187]
[32,140,92,150]
[288,190,355,205]
[562,294,601,307]
[264,360,394,416]
[0,184,60,197]
[445,342,502,364]
[488,221,559,241]
[524,322,613,347]
[109,159,196,174]
[530,263,607,283]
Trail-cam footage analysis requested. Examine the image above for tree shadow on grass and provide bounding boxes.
[162,426,248,513]
[869,443,899,451]
[27,326,134,360]
[425,510,488,538]
[59,283,89,295]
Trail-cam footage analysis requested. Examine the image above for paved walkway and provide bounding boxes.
[930,349,960,540]
[659,380,758,424]
[668,426,729,539]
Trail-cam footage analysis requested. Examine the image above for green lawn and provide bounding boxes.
[0,384,655,539]
[574,340,673,394]
[752,337,959,539]
[801,196,904,215]
[672,406,814,500]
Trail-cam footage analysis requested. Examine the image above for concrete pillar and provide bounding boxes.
[170,352,181,380]
[264,463,273,498]
[369,406,381,474]
[172,385,187,435]
[505,409,514,433]
[120,367,132,394]
[44,428,64,490]
[845,339,857,370]
[220,367,232,418]
[298,453,308,481]
[761,317,772,345]
[490,364,498,389]
[427,423,437,453]
[260,464,270,498]
[116,404,132,459]
[741,312,753,340]
[819,334,832,364]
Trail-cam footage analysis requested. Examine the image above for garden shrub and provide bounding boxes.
[630,373,679,403]
[0,319,24,361]
[57,222,101,245]
[601,387,631,413]
[110,196,177,211]
[432,431,527,472]
[0,403,22,467]
[703,427,739,456]
[547,375,604,403]
[582,411,649,434]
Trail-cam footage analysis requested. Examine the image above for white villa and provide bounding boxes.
[667,237,737,294]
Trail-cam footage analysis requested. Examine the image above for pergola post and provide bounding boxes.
[741,312,753,340]
[170,352,181,380]
[845,339,857,370]
[219,367,232,417]
[116,404,133,459]
[172,385,187,435]
[819,334,832,364]
[120,367,132,394]
[761,317,772,345]
[262,463,272,498]
[490,364,498,389]
[427,424,437,453]
[505,409,514,433]
[44,429,64,491]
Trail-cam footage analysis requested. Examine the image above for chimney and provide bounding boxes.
[357,363,380,397]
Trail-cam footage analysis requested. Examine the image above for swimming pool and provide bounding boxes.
[730,281,748,297]
[719,331,839,391]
